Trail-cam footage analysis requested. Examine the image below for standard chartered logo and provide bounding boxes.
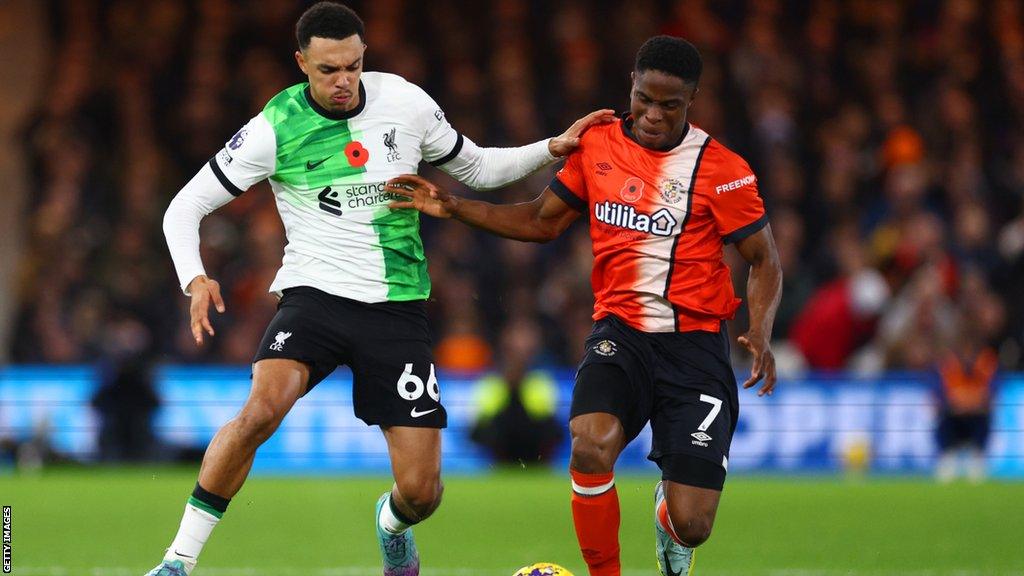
[343,181,404,209]
[315,181,406,215]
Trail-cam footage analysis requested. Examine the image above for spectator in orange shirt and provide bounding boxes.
[935,323,998,483]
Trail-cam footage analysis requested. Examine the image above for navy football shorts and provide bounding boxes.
[570,314,739,489]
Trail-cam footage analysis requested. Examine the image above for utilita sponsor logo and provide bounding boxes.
[594,201,678,237]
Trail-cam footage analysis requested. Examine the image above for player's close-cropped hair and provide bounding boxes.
[635,35,703,87]
[296,1,365,49]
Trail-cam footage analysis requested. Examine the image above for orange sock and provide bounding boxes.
[657,498,685,545]
[570,469,620,576]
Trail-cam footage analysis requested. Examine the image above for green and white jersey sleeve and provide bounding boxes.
[208,113,277,194]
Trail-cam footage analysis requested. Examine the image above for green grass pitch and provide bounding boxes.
[2,467,1022,575]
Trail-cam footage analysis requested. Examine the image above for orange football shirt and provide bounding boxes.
[551,117,767,333]
[939,349,997,414]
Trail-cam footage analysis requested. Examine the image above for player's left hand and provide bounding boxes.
[737,331,777,397]
[548,108,617,157]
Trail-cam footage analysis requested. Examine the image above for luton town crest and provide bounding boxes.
[660,178,686,204]
[592,340,618,357]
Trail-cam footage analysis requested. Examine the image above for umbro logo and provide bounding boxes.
[306,156,332,170]
[691,431,712,447]
[596,162,613,175]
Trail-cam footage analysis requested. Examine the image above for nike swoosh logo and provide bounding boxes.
[306,156,332,170]
[662,549,682,576]
[410,407,438,418]
[173,550,195,559]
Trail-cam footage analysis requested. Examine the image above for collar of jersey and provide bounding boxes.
[304,81,367,120]
[620,112,690,153]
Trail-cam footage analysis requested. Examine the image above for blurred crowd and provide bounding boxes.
[11,0,1024,375]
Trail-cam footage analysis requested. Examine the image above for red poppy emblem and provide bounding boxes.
[619,176,644,203]
[344,141,370,167]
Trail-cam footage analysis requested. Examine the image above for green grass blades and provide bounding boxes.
[1,467,1023,575]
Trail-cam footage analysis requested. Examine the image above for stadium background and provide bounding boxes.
[0,0,1023,574]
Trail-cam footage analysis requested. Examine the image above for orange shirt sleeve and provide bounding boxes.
[549,149,587,212]
[707,152,767,243]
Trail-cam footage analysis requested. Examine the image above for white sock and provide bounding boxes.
[967,448,987,483]
[378,493,412,535]
[936,451,957,483]
[163,503,221,571]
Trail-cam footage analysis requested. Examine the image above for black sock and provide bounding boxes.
[189,482,230,517]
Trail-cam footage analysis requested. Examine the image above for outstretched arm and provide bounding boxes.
[387,174,580,243]
[436,109,615,191]
[734,225,783,396]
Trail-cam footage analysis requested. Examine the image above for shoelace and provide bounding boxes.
[383,534,409,562]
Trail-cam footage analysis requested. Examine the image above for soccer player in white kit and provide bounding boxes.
[148,3,614,575]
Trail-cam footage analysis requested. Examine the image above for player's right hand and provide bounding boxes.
[549,108,617,156]
[386,174,458,219]
[187,275,226,347]
[737,330,777,397]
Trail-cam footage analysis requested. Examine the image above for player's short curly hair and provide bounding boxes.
[296,2,365,50]
[635,36,702,87]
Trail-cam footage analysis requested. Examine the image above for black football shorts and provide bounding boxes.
[253,286,446,428]
[570,314,739,489]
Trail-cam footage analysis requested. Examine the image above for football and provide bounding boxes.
[513,563,575,576]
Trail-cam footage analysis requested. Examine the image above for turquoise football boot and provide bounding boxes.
[375,493,420,576]
[143,559,190,576]
[655,481,694,576]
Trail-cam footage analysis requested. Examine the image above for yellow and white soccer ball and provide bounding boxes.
[513,563,574,576]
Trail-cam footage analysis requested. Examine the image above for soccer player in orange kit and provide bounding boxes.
[387,36,782,576]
